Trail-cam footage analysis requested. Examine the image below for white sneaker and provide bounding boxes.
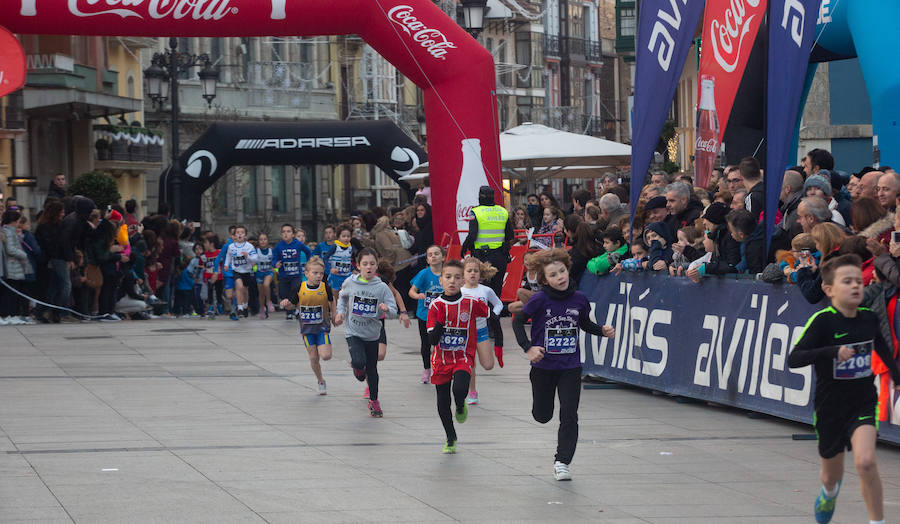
[109,313,122,321]
[8,317,25,325]
[553,461,572,481]
[317,381,327,396]
[19,316,37,325]
[0,317,10,326]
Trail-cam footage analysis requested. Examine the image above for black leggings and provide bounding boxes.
[417,318,431,369]
[436,370,470,443]
[530,366,581,464]
[348,336,380,400]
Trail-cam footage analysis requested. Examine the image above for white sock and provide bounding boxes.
[870,520,884,524]
[823,484,839,498]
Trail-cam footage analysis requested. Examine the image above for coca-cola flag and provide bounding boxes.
[697,0,768,159]
[0,27,26,98]
[765,0,818,247]
[629,0,706,233]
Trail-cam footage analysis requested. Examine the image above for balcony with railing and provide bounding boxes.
[529,106,599,136]
[543,35,561,58]
[559,37,603,64]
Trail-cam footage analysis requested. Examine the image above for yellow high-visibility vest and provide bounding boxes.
[472,205,509,249]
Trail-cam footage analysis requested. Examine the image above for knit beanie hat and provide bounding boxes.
[702,202,729,225]
[803,174,832,197]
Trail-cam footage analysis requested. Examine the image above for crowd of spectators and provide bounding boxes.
[2,147,897,324]
[0,192,436,324]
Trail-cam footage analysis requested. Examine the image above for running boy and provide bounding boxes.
[274,224,312,320]
[280,256,334,395]
[213,225,237,315]
[201,235,222,318]
[512,248,615,481]
[460,256,503,405]
[334,248,398,417]
[427,259,490,454]
[788,254,900,524]
[223,225,258,319]
[410,245,444,384]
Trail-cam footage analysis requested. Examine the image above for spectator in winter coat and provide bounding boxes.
[726,209,765,275]
[692,202,741,277]
[644,221,674,272]
[587,227,628,276]
[664,182,703,232]
[803,174,845,226]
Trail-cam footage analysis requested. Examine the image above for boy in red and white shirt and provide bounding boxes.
[427,259,490,454]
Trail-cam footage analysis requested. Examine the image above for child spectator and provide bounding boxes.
[669,226,704,276]
[613,240,650,274]
[643,222,674,271]
[174,256,197,317]
[779,233,818,284]
[587,227,628,276]
[508,252,540,315]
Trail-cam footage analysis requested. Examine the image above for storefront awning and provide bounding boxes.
[24,88,141,119]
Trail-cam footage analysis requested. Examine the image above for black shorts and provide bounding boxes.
[379,318,387,344]
[815,401,877,459]
[235,273,255,288]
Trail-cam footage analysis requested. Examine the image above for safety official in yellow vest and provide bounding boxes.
[461,185,514,296]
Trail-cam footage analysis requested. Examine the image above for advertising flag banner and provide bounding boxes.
[0,27,25,98]
[629,0,706,229]
[765,0,819,247]
[695,0,768,187]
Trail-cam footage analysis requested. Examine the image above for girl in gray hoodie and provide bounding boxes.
[334,248,398,417]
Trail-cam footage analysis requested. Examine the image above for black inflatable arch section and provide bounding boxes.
[159,120,426,220]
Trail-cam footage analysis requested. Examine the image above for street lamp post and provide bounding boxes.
[460,0,489,38]
[144,37,219,219]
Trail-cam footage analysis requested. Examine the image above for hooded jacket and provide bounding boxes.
[702,226,742,276]
[412,204,434,257]
[2,224,28,280]
[337,274,398,341]
[644,222,674,269]
[60,196,96,263]
[371,216,412,270]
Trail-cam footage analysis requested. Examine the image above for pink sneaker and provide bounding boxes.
[369,399,383,417]
[267,303,275,313]
[259,310,266,320]
[421,368,431,384]
[363,387,369,399]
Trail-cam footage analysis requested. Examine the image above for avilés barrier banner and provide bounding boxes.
[578,273,900,444]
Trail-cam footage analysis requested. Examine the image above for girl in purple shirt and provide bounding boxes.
[513,248,614,481]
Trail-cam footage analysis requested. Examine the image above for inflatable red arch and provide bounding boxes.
[0,0,501,241]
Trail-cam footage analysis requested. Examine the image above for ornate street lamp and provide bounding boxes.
[460,0,488,38]
[144,38,220,219]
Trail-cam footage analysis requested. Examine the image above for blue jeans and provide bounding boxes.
[44,259,72,316]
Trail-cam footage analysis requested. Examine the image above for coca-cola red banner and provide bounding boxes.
[0,0,502,241]
[0,26,26,98]
[696,0,768,184]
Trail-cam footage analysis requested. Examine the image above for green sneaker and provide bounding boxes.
[442,440,457,454]
[814,481,840,523]
[456,404,468,424]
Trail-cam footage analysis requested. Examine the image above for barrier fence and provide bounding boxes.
[577,273,900,445]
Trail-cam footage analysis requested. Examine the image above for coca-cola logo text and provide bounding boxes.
[709,0,762,73]
[19,0,290,20]
[695,136,718,153]
[388,5,457,60]
[456,203,474,222]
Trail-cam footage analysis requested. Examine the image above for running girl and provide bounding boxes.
[201,235,222,318]
[255,232,275,319]
[409,245,444,384]
[512,248,615,481]
[280,256,334,396]
[426,259,489,453]
[460,256,503,405]
[327,224,355,292]
[334,248,398,417]
[363,261,413,400]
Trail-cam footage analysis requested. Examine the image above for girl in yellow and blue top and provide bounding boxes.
[280,256,334,396]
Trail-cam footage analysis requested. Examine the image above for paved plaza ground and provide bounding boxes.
[1,317,899,523]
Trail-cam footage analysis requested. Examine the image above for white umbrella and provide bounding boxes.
[500,122,631,170]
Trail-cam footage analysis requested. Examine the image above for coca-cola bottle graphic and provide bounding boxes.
[455,138,491,242]
[694,75,720,190]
